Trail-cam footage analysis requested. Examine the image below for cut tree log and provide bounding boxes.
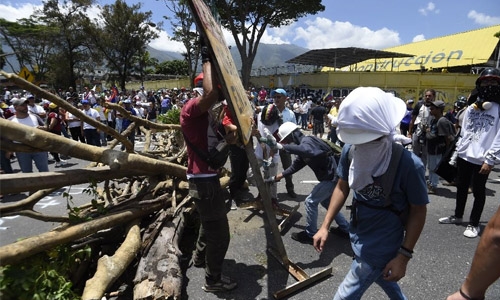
[82,219,142,300]
[0,118,187,180]
[0,166,161,195]
[0,194,169,266]
[133,207,185,300]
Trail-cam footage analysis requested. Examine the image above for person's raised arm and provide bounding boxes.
[195,46,220,113]
[447,205,500,300]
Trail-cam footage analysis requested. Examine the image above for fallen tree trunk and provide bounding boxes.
[82,219,142,300]
[133,207,185,300]
[0,118,187,180]
[0,166,160,195]
[0,194,169,266]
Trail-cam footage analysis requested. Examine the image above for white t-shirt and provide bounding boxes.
[66,112,81,128]
[82,108,100,129]
[28,104,45,116]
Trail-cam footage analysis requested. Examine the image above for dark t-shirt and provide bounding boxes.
[411,100,424,117]
[309,105,327,122]
[426,116,455,155]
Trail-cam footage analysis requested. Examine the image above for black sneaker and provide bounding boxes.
[202,275,237,293]
[287,189,297,198]
[291,230,313,244]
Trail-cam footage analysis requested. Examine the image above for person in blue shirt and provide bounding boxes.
[399,99,414,136]
[313,87,428,300]
[120,99,137,151]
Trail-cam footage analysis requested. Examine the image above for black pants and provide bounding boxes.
[455,157,489,226]
[0,149,13,173]
[69,126,86,143]
[279,148,294,191]
[228,145,249,196]
[84,129,101,147]
[188,176,230,284]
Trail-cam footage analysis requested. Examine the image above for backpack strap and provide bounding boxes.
[348,142,404,206]
[348,142,407,227]
[380,143,404,206]
[182,132,211,164]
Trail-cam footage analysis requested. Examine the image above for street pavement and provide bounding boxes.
[1,137,500,300]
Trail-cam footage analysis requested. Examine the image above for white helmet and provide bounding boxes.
[278,122,300,142]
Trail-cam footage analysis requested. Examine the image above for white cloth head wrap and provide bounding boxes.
[337,87,406,144]
[336,87,406,191]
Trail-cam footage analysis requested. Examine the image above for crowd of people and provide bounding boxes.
[0,85,200,175]
[1,65,499,298]
[181,64,500,298]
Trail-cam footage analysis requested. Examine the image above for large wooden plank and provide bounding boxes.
[187,0,254,145]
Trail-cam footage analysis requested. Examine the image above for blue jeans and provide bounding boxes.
[334,256,407,300]
[305,180,349,237]
[301,113,308,129]
[16,152,49,173]
[427,153,442,188]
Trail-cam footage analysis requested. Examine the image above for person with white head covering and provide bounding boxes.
[313,87,429,300]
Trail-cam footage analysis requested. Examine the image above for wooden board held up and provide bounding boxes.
[187,0,254,145]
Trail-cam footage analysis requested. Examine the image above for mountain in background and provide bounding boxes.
[3,43,309,74]
[147,43,310,71]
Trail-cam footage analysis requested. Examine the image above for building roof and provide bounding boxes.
[286,47,414,69]
[326,24,500,72]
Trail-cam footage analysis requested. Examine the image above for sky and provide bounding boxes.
[1,0,500,53]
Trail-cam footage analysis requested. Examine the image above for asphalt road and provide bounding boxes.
[1,139,500,300]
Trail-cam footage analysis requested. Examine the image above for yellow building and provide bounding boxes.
[135,25,500,104]
[337,24,500,73]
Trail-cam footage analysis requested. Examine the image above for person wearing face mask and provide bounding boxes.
[439,68,500,239]
[313,87,428,300]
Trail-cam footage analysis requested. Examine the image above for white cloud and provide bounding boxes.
[148,30,185,52]
[467,10,500,26]
[412,34,426,43]
[0,3,40,22]
[0,2,187,53]
[419,2,440,16]
[291,18,401,50]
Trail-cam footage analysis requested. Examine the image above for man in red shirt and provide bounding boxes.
[180,50,237,293]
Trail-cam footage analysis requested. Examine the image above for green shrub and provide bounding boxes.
[0,245,91,300]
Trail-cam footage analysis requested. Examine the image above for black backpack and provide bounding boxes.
[347,143,409,227]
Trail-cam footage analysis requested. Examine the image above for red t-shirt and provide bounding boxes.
[180,98,218,176]
[47,112,62,133]
[222,105,235,127]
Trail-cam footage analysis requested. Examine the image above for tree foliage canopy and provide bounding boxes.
[213,0,324,88]
[155,59,189,76]
[85,0,159,91]
[163,0,201,87]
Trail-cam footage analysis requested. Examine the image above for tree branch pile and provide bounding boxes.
[0,72,232,299]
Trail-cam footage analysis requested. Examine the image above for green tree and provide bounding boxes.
[213,0,324,88]
[155,59,189,76]
[0,18,57,82]
[85,0,159,91]
[163,0,201,87]
[134,50,159,86]
[36,0,96,90]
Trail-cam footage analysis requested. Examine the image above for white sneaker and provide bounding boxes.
[463,225,480,238]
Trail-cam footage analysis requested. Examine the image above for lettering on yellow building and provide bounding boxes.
[350,49,464,72]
